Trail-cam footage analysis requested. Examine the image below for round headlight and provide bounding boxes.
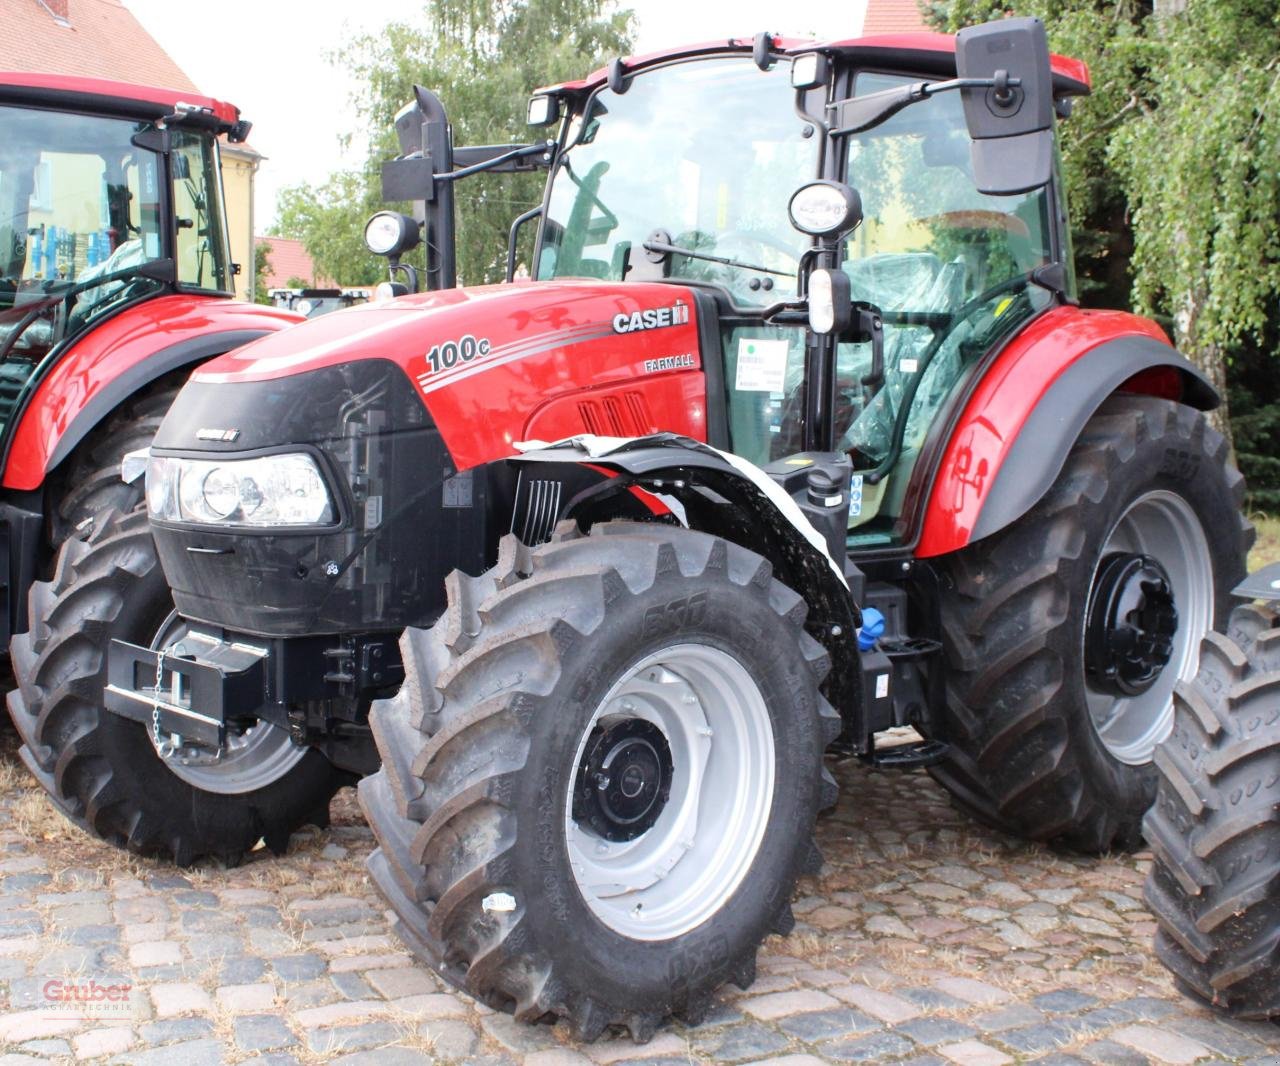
[363,211,419,257]
[787,181,863,238]
[201,466,240,519]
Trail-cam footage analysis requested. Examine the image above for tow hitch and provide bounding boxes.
[105,629,270,751]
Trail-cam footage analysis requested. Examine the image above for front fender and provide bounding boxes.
[2,296,300,491]
[510,434,861,719]
[917,307,1215,558]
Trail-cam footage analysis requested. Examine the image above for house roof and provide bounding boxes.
[256,236,337,290]
[862,0,930,35]
[0,0,258,153]
[0,0,199,89]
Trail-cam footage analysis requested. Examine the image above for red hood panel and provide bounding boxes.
[194,280,706,470]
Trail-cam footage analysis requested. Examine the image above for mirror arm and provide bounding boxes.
[829,73,1021,137]
[506,206,543,283]
[921,74,1021,98]
[436,141,555,183]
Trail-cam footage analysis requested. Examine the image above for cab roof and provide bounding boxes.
[539,31,1090,99]
[0,71,243,131]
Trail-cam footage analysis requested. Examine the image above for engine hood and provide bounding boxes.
[192,279,698,385]
[186,278,708,471]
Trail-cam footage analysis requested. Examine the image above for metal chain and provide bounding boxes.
[151,644,175,759]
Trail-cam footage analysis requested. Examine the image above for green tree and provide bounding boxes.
[252,241,274,305]
[273,172,384,287]
[925,0,1280,444]
[1109,1,1280,410]
[273,0,634,287]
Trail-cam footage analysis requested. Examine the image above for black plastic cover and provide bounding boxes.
[150,359,505,637]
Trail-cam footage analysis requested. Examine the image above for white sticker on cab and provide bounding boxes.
[735,338,789,393]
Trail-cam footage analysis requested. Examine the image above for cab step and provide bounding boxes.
[868,734,950,770]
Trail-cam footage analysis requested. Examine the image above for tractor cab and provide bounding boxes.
[525,24,1084,549]
[0,76,239,432]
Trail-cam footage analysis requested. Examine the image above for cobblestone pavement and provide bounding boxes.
[2,722,1278,1066]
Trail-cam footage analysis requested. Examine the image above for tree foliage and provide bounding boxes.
[925,0,1280,447]
[1109,1,1280,398]
[252,241,274,305]
[273,0,634,286]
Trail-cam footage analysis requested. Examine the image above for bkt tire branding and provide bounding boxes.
[612,302,690,335]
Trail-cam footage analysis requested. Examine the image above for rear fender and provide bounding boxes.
[2,296,300,491]
[918,309,1216,557]
[506,434,862,719]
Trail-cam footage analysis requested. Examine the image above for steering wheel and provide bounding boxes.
[913,209,1031,239]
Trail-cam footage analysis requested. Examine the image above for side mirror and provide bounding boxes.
[956,17,1055,195]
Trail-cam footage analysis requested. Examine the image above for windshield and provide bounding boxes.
[538,56,817,305]
[0,105,170,376]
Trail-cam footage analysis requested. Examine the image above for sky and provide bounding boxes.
[122,0,867,230]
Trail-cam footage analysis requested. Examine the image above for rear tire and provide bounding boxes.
[1143,605,1280,1020]
[931,396,1251,852]
[361,522,840,1040]
[7,507,350,866]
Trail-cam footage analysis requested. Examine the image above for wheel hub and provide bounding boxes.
[573,719,673,842]
[1086,552,1179,698]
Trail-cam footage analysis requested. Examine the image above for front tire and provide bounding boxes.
[1143,604,1280,1020]
[361,522,840,1040]
[7,507,350,866]
[48,375,181,547]
[931,396,1251,852]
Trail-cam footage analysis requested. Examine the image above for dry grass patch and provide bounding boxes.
[1250,513,1280,569]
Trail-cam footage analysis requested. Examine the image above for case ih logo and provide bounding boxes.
[612,302,690,334]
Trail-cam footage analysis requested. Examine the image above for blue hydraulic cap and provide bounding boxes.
[858,607,885,651]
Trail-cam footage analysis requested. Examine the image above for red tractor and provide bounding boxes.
[0,73,299,831]
[19,19,1277,1034]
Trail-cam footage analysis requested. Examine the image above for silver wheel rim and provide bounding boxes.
[1084,490,1214,765]
[147,611,307,794]
[565,644,775,941]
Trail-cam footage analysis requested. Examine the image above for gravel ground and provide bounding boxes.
[1,718,1277,1066]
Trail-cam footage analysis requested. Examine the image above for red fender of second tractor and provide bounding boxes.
[2,295,301,492]
[915,306,1172,558]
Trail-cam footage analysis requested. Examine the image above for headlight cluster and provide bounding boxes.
[147,453,335,527]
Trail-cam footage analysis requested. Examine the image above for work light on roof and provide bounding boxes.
[791,53,827,89]
[527,94,560,127]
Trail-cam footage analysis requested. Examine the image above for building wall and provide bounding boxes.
[220,145,258,302]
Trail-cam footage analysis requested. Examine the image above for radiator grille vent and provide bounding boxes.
[576,391,656,437]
